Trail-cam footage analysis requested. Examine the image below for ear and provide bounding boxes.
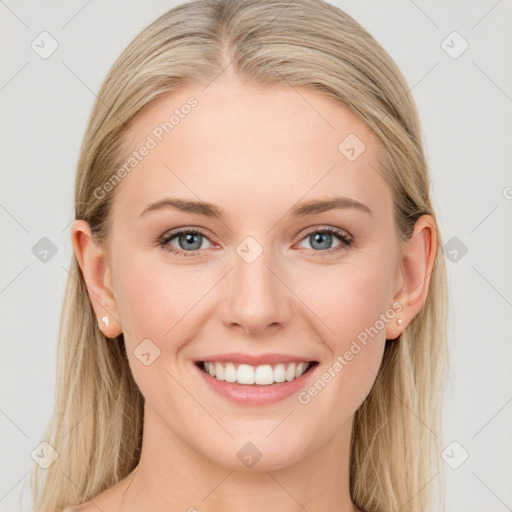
[70,220,123,338]
[386,214,437,340]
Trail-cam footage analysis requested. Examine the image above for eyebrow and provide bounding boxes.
[140,196,372,218]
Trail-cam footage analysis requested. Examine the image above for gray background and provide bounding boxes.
[1,1,511,511]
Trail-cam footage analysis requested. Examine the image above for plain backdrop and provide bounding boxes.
[1,1,511,511]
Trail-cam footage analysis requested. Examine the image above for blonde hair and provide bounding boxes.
[31,0,449,510]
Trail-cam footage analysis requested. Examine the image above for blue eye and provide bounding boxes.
[158,228,213,257]
[157,226,353,258]
[297,227,353,253]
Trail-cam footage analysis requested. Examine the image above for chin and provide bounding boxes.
[198,433,316,472]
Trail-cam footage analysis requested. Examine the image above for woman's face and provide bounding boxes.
[102,77,405,470]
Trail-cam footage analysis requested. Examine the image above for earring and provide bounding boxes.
[397,318,403,327]
[101,315,110,327]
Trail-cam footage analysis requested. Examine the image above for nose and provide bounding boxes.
[218,244,293,336]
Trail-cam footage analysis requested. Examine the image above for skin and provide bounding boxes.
[70,72,436,512]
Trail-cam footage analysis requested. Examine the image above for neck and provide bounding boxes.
[120,405,358,512]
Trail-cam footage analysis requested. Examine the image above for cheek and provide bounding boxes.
[295,252,395,403]
[113,249,188,328]
[112,249,213,350]
[296,250,395,344]
[111,252,211,401]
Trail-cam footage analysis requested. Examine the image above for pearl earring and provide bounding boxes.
[101,315,110,327]
[397,318,403,327]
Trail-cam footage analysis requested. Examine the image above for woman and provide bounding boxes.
[31,0,449,510]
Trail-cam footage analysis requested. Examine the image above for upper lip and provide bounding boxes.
[196,352,317,366]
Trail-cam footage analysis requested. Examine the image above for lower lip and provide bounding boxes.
[194,362,318,406]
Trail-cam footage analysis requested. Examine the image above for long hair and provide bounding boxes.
[31,1,449,510]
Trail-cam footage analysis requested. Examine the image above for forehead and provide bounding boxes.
[113,79,391,223]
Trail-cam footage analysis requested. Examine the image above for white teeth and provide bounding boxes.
[285,363,296,381]
[254,364,274,385]
[237,364,255,384]
[224,363,237,383]
[201,361,311,385]
[296,362,308,378]
[215,362,225,381]
[274,363,286,382]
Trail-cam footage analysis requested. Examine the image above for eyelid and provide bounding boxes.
[160,226,217,244]
[298,224,352,242]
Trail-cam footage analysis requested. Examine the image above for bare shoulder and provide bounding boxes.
[61,499,108,512]
[62,504,101,512]
[61,498,114,512]
[60,469,138,512]
[61,481,124,512]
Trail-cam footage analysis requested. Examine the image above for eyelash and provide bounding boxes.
[157,226,353,258]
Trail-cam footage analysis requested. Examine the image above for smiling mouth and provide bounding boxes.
[195,360,318,386]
